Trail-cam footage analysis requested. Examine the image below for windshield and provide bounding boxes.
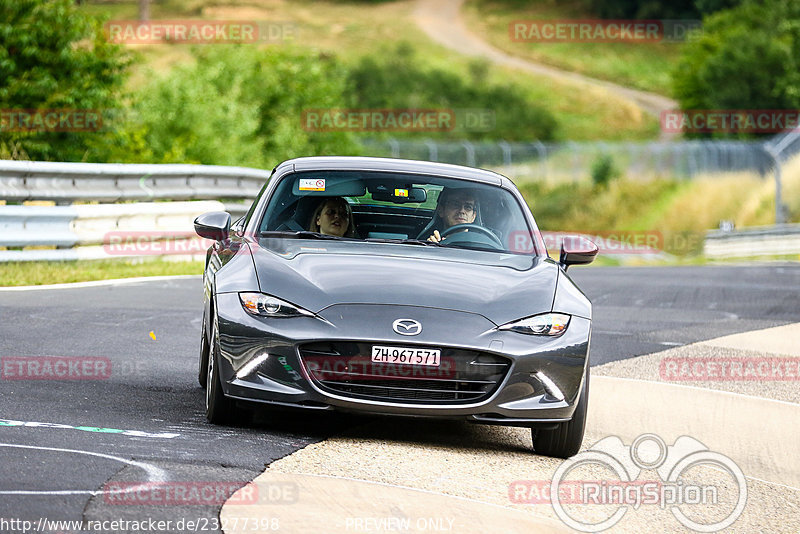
[258,170,537,254]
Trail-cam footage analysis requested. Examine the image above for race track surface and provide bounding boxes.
[1,264,798,531]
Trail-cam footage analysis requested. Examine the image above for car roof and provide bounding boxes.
[275,156,511,187]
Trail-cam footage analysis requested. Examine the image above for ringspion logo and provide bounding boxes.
[514,434,747,532]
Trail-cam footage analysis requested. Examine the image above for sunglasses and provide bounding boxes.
[445,200,476,214]
[323,208,349,218]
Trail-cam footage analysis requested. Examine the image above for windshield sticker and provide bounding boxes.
[394,188,408,197]
[299,178,326,191]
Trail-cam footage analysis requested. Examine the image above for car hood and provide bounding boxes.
[247,238,558,326]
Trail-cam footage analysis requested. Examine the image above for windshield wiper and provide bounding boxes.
[364,238,444,247]
[259,231,347,241]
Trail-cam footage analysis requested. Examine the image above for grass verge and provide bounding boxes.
[462,0,683,96]
[0,258,203,287]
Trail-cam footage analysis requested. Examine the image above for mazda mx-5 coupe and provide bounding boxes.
[194,156,597,458]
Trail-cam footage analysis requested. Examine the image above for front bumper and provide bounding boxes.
[214,293,590,427]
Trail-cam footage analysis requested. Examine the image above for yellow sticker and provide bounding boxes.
[299,178,326,191]
[394,188,408,197]
[149,331,156,341]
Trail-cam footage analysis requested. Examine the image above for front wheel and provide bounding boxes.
[198,309,209,388]
[206,309,234,424]
[531,368,589,458]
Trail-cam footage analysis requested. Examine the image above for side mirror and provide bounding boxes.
[559,235,598,270]
[194,211,231,241]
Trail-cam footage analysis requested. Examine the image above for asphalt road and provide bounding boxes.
[0,264,798,532]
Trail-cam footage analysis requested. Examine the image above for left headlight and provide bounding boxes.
[239,292,315,318]
[498,312,570,336]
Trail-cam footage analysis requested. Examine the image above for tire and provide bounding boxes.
[198,308,209,388]
[531,368,589,459]
[205,308,234,424]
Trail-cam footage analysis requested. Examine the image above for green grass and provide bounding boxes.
[515,160,800,257]
[79,0,659,140]
[463,0,685,96]
[0,258,203,287]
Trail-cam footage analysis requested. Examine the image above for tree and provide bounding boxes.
[672,0,800,136]
[0,0,130,160]
[95,46,359,168]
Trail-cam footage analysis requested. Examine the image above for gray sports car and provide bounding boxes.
[194,156,597,458]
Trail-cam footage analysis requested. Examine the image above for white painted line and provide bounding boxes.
[0,418,180,438]
[0,443,167,495]
[0,274,201,292]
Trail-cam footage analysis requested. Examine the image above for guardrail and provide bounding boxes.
[704,224,800,259]
[0,160,270,202]
[0,201,249,262]
[0,160,266,262]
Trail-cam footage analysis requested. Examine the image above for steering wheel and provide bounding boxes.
[439,223,504,248]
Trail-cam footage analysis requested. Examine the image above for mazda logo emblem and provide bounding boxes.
[392,318,422,336]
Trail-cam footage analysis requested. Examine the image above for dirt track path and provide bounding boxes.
[413,0,677,121]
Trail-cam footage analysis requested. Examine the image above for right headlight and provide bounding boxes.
[239,292,315,318]
[498,312,570,336]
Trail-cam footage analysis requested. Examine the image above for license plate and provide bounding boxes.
[371,345,441,366]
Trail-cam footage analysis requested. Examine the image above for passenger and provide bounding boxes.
[309,197,358,238]
[425,189,479,243]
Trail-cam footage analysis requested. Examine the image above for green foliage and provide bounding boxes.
[581,0,699,18]
[0,0,130,160]
[694,0,744,14]
[345,43,558,141]
[590,154,620,188]
[94,46,360,168]
[580,0,743,18]
[672,0,800,137]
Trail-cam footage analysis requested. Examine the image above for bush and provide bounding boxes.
[346,43,557,141]
[0,0,130,161]
[94,46,360,167]
[590,154,620,188]
[672,0,800,138]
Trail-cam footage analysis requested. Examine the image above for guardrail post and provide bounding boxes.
[763,145,785,225]
[424,140,438,162]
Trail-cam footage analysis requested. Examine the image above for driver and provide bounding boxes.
[426,189,478,243]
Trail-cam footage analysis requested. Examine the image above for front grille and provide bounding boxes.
[298,341,510,404]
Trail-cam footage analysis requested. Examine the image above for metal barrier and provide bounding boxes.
[0,201,249,262]
[0,160,270,202]
[704,224,800,259]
